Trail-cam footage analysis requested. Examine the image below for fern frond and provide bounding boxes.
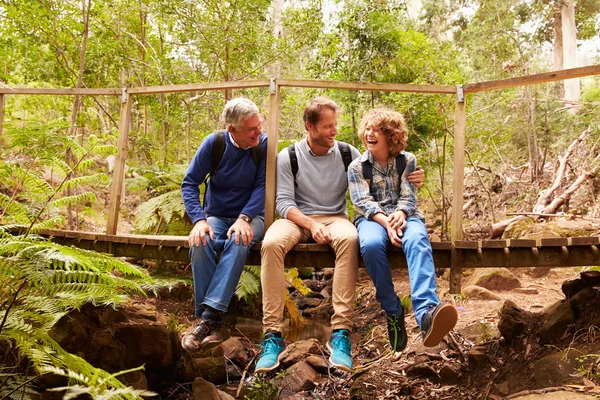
[235,267,261,301]
[13,167,53,197]
[28,216,66,232]
[63,136,87,160]
[62,173,109,191]
[133,190,186,233]
[92,144,117,156]
[50,191,97,208]
[76,158,96,173]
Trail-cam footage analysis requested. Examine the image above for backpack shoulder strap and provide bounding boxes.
[288,144,298,187]
[361,159,373,194]
[338,142,353,171]
[250,143,263,168]
[211,130,227,175]
[396,153,406,179]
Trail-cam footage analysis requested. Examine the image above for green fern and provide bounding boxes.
[133,189,187,234]
[235,265,261,301]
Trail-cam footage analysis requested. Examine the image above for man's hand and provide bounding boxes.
[189,219,214,247]
[227,218,254,245]
[310,221,332,244]
[387,210,407,231]
[408,166,424,187]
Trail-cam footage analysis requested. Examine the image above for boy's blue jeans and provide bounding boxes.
[189,216,264,316]
[356,216,439,328]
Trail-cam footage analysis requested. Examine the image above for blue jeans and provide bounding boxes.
[189,216,264,316]
[356,216,439,329]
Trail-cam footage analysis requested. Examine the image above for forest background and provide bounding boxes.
[1,0,600,397]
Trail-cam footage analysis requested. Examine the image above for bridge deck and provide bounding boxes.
[38,229,600,269]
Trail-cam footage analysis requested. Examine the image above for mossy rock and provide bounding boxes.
[467,268,521,291]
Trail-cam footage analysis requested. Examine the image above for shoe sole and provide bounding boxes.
[255,350,286,374]
[423,304,458,347]
[326,342,352,373]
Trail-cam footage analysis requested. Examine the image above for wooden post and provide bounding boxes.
[0,94,5,139]
[106,89,132,235]
[265,79,280,230]
[450,85,466,294]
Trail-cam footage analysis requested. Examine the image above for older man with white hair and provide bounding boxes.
[181,98,267,353]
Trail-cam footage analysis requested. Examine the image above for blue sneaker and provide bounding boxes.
[255,332,286,373]
[326,329,352,372]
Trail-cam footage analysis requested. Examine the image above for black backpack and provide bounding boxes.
[287,142,353,187]
[362,154,406,194]
[202,130,263,205]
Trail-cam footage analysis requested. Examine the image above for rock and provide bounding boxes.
[280,339,321,368]
[296,297,322,310]
[117,370,148,391]
[460,322,499,343]
[534,350,581,389]
[498,300,529,341]
[114,324,180,369]
[468,268,521,291]
[463,285,502,300]
[219,383,248,400]
[301,302,333,318]
[467,347,487,369]
[279,361,318,393]
[438,363,461,383]
[305,355,329,374]
[530,267,552,278]
[562,278,586,298]
[569,286,595,315]
[49,311,89,347]
[581,270,600,287]
[405,363,439,380]
[513,287,539,295]
[218,390,235,400]
[192,377,220,400]
[538,301,573,344]
[511,391,597,399]
[324,269,334,280]
[320,287,331,299]
[221,337,248,366]
[298,267,314,279]
[225,363,242,381]
[184,356,227,384]
[303,280,327,292]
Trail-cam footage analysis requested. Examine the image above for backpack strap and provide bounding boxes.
[361,153,407,195]
[338,142,353,171]
[251,145,263,168]
[202,130,227,207]
[288,144,299,187]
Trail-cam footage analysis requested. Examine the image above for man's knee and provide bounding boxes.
[361,235,386,254]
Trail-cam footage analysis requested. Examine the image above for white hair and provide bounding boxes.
[221,98,259,130]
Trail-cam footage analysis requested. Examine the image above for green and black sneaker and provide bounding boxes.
[387,307,408,352]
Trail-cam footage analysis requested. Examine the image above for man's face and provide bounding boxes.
[306,108,338,149]
[230,114,262,149]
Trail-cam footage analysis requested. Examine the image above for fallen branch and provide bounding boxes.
[504,386,575,399]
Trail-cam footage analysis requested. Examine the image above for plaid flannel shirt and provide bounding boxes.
[348,150,425,221]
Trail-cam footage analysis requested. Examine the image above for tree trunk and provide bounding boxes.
[562,0,580,104]
[67,0,91,231]
[552,4,565,97]
[270,0,283,78]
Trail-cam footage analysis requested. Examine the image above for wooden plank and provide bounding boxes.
[540,237,569,247]
[0,87,120,95]
[454,240,478,249]
[431,241,453,250]
[128,80,271,95]
[0,94,4,139]
[481,239,508,248]
[463,65,600,93]
[450,92,466,294]
[106,92,132,234]
[508,239,538,248]
[277,79,456,94]
[570,236,600,246]
[265,81,280,230]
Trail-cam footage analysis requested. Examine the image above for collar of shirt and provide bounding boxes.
[360,150,405,172]
[304,139,336,156]
[228,131,252,150]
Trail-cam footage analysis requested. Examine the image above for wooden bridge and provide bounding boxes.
[3,65,600,292]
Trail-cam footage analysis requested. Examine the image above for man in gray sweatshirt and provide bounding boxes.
[255,97,424,373]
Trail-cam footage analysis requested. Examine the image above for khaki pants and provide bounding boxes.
[261,215,358,333]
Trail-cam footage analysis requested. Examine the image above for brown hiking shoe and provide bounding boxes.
[421,303,458,347]
[181,319,220,353]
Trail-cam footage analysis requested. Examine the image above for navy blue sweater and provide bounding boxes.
[181,131,267,224]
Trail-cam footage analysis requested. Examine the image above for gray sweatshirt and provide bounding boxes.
[276,139,361,219]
